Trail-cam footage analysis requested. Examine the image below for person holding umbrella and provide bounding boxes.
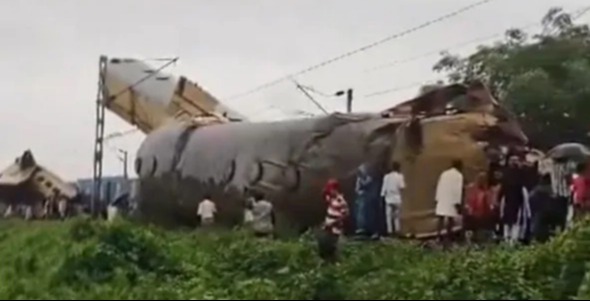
[547,143,590,231]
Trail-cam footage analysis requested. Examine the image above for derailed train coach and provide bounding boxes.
[133,81,527,237]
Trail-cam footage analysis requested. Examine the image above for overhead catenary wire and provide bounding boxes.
[291,79,330,115]
[298,85,336,98]
[239,4,590,119]
[104,128,141,142]
[365,78,445,99]
[223,0,497,102]
[366,5,590,74]
[571,5,590,22]
[363,5,590,100]
[363,25,535,74]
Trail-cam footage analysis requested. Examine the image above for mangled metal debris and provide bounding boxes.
[0,150,78,218]
[124,73,526,236]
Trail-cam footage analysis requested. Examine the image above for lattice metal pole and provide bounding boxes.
[92,56,108,217]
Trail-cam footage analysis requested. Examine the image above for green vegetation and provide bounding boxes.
[0,218,589,300]
[434,8,590,149]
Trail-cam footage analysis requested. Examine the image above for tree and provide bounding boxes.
[433,7,590,150]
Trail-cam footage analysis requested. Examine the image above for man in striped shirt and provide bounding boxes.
[318,178,349,263]
[550,159,575,232]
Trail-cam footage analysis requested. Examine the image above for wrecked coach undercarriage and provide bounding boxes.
[133,81,527,237]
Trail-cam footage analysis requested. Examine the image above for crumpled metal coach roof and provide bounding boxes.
[0,150,77,202]
[133,82,528,235]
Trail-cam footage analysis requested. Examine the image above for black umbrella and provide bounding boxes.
[547,143,590,161]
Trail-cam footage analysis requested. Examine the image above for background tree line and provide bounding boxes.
[432,7,590,150]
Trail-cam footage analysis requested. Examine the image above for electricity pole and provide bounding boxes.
[335,88,354,113]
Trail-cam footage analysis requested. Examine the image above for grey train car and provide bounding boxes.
[132,82,527,236]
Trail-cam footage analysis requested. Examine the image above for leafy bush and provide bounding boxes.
[0,218,589,299]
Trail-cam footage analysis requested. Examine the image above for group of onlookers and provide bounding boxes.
[196,148,590,262]
[316,148,590,261]
[435,152,590,246]
[196,190,276,238]
[3,191,70,220]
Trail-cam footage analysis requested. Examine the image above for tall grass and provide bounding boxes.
[0,218,588,300]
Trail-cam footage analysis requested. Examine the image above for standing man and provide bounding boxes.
[251,192,275,238]
[197,194,217,228]
[550,158,573,233]
[488,170,504,241]
[318,178,350,263]
[463,172,493,244]
[354,164,372,235]
[243,188,255,226]
[435,160,464,244]
[501,154,528,243]
[56,193,68,220]
[381,161,406,236]
[529,174,554,243]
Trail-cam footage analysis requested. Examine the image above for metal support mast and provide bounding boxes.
[92,55,108,217]
[335,88,354,113]
[118,149,129,180]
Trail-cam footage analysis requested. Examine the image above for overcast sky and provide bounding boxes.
[0,0,587,180]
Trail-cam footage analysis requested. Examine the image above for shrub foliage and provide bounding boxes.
[0,218,589,299]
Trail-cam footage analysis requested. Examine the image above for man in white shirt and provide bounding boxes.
[250,192,275,238]
[435,160,464,243]
[197,195,217,227]
[381,161,405,236]
[107,203,119,222]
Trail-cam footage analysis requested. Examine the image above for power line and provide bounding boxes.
[364,23,537,74]
[363,5,590,100]
[104,128,141,141]
[366,5,590,74]
[365,78,444,98]
[572,6,590,21]
[242,5,589,120]
[224,0,497,101]
[298,85,335,98]
[292,79,330,115]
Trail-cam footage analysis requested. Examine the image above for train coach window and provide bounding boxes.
[36,175,45,182]
[284,167,301,192]
[222,160,236,185]
[135,158,142,175]
[248,162,263,185]
[149,158,158,176]
[45,182,52,188]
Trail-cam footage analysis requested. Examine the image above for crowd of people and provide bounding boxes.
[196,190,277,238]
[153,148,590,263]
[315,149,590,261]
[3,191,71,220]
[452,153,589,246]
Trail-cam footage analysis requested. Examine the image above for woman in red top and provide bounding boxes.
[464,172,493,244]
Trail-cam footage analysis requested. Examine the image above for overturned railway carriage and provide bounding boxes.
[131,81,527,236]
[0,150,78,215]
